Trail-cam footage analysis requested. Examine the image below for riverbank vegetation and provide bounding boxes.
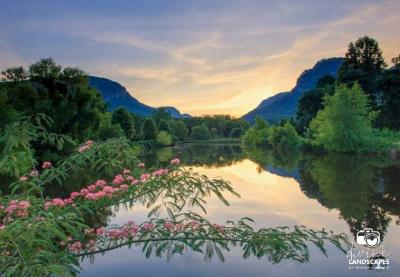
[242,36,400,153]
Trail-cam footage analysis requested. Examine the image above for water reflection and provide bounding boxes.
[143,145,400,245]
[78,144,400,276]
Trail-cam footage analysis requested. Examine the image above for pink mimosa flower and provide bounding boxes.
[70,192,80,199]
[41,161,52,169]
[80,188,89,196]
[138,162,145,168]
[87,184,96,192]
[96,227,105,236]
[164,222,175,230]
[170,158,180,165]
[103,186,114,194]
[19,176,28,182]
[95,180,107,187]
[29,170,39,177]
[142,223,155,231]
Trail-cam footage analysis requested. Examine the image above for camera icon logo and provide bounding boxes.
[356,228,380,247]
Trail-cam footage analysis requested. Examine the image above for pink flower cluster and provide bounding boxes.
[153,168,169,177]
[41,161,52,169]
[43,165,168,209]
[64,219,226,255]
[78,140,93,153]
[170,158,180,165]
[0,200,31,229]
[3,200,31,217]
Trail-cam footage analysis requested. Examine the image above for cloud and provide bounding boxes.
[0,0,399,116]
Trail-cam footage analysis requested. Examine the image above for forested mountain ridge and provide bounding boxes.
[242,57,344,122]
[89,76,188,118]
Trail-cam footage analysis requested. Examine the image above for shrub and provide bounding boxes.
[268,122,303,151]
[191,125,210,140]
[309,84,377,152]
[156,131,173,146]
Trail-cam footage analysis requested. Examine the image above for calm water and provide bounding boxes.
[79,144,400,276]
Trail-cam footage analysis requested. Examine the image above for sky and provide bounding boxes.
[0,0,399,117]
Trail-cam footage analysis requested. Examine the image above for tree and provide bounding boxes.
[254,116,269,130]
[158,119,170,133]
[268,122,302,151]
[142,118,157,140]
[170,120,188,140]
[156,131,173,146]
[296,75,335,133]
[378,58,400,130]
[1,66,28,82]
[337,36,386,106]
[0,58,106,141]
[152,108,172,124]
[309,84,376,152]
[29,57,62,80]
[112,108,136,140]
[191,125,210,140]
[230,128,242,138]
[96,113,124,140]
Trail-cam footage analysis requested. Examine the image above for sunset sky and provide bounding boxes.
[1,0,399,116]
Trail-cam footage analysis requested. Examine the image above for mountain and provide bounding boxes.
[242,57,344,123]
[88,76,188,118]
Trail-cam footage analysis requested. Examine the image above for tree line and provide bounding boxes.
[0,58,248,161]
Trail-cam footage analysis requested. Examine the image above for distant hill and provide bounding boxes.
[88,76,188,118]
[242,57,344,123]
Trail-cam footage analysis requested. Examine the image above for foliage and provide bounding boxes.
[184,115,248,139]
[337,36,386,106]
[0,114,74,178]
[142,118,157,140]
[158,119,171,134]
[230,128,242,138]
[111,108,136,140]
[242,116,302,151]
[169,120,188,141]
[156,131,173,146]
[268,122,303,151]
[377,60,400,130]
[296,75,335,133]
[309,84,390,152]
[191,125,210,141]
[96,113,125,141]
[0,58,106,142]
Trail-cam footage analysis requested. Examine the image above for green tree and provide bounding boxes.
[96,113,124,140]
[170,120,188,140]
[112,108,136,140]
[296,75,335,133]
[210,128,218,139]
[29,57,62,80]
[158,119,171,133]
[254,116,269,130]
[337,36,386,106]
[142,118,157,140]
[156,131,173,146]
[230,128,242,138]
[191,125,210,140]
[377,57,400,130]
[309,84,376,152]
[0,58,106,141]
[268,122,303,151]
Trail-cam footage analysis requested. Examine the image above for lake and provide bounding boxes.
[79,143,400,276]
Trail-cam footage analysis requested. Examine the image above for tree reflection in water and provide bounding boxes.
[243,147,400,242]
